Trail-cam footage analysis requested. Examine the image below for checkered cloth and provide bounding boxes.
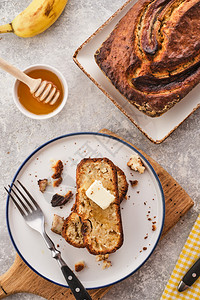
[161,214,200,299]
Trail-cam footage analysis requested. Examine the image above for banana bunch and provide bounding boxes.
[0,0,68,38]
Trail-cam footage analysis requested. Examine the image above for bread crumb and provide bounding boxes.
[65,190,73,200]
[51,214,64,234]
[75,261,85,272]
[152,224,157,231]
[53,177,62,187]
[96,254,109,262]
[102,260,111,269]
[51,160,63,179]
[96,254,111,269]
[51,160,63,187]
[129,180,138,187]
[127,155,145,174]
[38,179,48,193]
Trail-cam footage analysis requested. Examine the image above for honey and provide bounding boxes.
[17,68,64,115]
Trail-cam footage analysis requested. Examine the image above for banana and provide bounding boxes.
[0,0,68,38]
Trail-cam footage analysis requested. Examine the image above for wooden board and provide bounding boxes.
[0,129,194,300]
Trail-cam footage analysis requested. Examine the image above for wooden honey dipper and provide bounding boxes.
[0,57,60,105]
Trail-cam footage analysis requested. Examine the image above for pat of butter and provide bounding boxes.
[86,180,115,210]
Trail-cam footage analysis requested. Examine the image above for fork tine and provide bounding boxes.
[17,180,40,210]
[9,184,33,213]
[5,187,25,217]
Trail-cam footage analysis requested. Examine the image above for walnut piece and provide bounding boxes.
[38,179,48,193]
[51,214,64,234]
[127,154,145,174]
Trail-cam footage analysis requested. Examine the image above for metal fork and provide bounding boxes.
[5,180,92,300]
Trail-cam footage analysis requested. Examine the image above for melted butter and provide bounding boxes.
[17,69,64,115]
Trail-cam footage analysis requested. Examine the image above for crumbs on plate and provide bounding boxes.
[96,254,112,269]
[37,159,64,191]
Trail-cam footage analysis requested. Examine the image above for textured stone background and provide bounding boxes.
[0,0,200,299]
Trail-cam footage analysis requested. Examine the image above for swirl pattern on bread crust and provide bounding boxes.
[94,0,200,117]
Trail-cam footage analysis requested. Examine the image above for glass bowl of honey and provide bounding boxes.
[13,64,68,119]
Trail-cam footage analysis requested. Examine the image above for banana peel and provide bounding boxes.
[0,0,68,38]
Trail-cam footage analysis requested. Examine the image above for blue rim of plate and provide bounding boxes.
[6,132,165,290]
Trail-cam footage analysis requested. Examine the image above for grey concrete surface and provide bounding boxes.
[0,0,200,299]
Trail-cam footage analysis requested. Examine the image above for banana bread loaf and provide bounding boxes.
[94,0,200,117]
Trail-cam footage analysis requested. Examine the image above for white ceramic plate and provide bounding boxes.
[6,133,165,289]
[73,0,200,144]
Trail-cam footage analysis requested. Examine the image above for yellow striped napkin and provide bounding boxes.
[161,214,200,299]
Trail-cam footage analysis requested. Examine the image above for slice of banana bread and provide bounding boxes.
[62,164,128,250]
[62,158,127,255]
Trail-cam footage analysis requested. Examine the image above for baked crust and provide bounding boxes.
[115,166,128,203]
[94,0,200,117]
[62,158,126,255]
[62,212,85,248]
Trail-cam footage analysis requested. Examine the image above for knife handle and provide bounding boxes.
[182,257,200,287]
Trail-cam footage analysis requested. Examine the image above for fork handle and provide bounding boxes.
[59,259,92,300]
[41,231,92,300]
